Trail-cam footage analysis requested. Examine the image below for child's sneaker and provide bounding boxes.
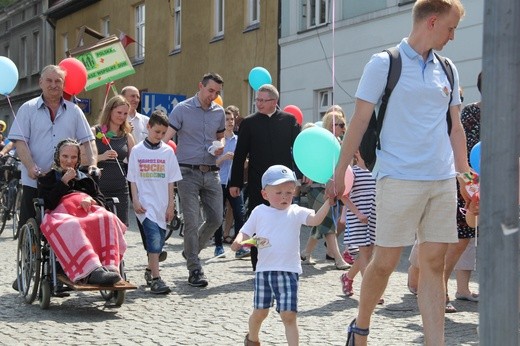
[235,247,251,259]
[214,245,225,257]
[342,249,354,265]
[144,269,152,287]
[150,277,171,294]
[340,272,354,297]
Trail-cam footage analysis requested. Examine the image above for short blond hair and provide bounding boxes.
[413,0,465,23]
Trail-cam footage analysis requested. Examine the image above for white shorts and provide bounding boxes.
[375,177,458,247]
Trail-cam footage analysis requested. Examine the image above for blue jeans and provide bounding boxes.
[214,184,245,245]
[177,167,223,272]
[142,218,166,254]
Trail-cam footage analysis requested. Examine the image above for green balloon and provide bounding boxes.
[293,127,340,183]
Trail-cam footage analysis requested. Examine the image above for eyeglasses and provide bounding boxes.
[255,98,275,103]
[335,123,345,129]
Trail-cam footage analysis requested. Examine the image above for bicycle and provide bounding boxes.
[0,154,22,239]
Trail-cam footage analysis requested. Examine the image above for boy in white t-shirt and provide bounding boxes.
[127,110,182,294]
[231,165,332,346]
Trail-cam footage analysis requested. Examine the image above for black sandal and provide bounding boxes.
[346,319,369,346]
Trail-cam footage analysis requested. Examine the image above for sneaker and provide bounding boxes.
[188,269,208,287]
[235,247,251,259]
[144,269,153,287]
[342,250,355,265]
[340,273,354,297]
[214,245,225,257]
[150,277,171,294]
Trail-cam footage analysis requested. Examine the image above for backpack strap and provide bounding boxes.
[375,47,401,149]
[434,52,455,134]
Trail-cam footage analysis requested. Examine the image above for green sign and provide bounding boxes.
[74,40,135,91]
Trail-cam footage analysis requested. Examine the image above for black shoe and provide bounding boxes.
[188,270,208,287]
[325,254,335,261]
[12,277,19,292]
[87,267,121,286]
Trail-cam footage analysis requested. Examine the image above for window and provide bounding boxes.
[4,44,9,58]
[62,33,68,58]
[214,0,224,37]
[20,36,27,77]
[173,0,181,50]
[398,0,416,5]
[32,31,40,73]
[302,0,328,29]
[249,86,257,114]
[135,3,145,60]
[101,16,110,36]
[317,88,333,119]
[247,0,260,26]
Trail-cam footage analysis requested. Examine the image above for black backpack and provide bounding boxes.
[359,47,455,171]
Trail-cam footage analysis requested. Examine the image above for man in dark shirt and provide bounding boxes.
[229,84,301,270]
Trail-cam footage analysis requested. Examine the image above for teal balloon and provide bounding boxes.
[469,141,481,174]
[248,67,272,91]
[0,56,18,95]
[293,127,341,183]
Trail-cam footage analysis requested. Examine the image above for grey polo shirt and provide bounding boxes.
[168,94,225,165]
[8,95,94,188]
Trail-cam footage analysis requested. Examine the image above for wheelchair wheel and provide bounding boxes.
[100,289,114,301]
[16,219,41,304]
[12,186,22,239]
[114,290,125,306]
[39,278,51,309]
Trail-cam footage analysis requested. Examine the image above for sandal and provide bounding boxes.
[223,236,234,244]
[346,318,369,346]
[244,333,260,346]
[445,301,457,313]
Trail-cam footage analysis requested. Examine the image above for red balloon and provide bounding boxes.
[283,105,303,125]
[167,140,177,153]
[58,58,87,95]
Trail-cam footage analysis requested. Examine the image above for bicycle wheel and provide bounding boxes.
[0,187,8,235]
[12,184,22,239]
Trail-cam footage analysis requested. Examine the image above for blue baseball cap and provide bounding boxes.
[261,165,297,188]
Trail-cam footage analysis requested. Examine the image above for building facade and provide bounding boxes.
[0,0,55,128]
[48,0,279,122]
[280,0,484,123]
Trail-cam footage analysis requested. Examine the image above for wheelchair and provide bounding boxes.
[16,196,136,309]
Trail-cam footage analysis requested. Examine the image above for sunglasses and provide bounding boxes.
[335,123,345,129]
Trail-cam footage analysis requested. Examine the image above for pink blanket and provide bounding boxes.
[40,192,127,282]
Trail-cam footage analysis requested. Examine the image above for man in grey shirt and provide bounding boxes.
[165,72,225,287]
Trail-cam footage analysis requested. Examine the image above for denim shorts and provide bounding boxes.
[142,218,166,254]
[254,271,299,313]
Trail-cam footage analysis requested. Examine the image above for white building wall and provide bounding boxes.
[280,0,484,124]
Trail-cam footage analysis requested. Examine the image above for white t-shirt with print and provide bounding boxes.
[240,204,313,274]
[127,141,182,230]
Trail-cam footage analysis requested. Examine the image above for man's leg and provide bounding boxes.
[354,246,403,346]
[176,169,202,272]
[198,172,223,249]
[18,185,37,230]
[417,241,449,345]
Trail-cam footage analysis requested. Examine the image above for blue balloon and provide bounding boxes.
[469,141,481,174]
[293,127,341,184]
[248,67,272,91]
[0,56,19,95]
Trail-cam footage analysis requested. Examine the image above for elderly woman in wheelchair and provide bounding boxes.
[37,138,127,286]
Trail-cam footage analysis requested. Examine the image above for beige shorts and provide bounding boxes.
[376,177,458,247]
